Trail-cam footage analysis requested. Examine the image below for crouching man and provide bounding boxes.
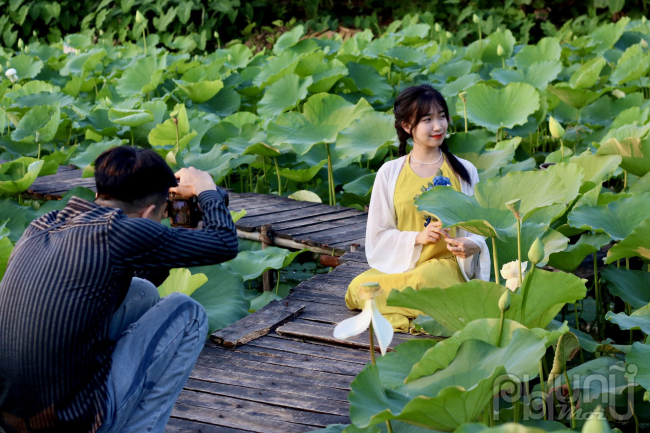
[0,146,238,433]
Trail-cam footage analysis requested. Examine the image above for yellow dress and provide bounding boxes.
[345,155,467,332]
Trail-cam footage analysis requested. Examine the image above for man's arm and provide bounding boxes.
[108,168,238,271]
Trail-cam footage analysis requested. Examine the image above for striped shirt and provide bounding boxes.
[0,190,237,433]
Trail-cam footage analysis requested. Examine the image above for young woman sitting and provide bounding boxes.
[345,84,491,332]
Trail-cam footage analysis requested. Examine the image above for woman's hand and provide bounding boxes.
[444,237,480,258]
[415,221,449,245]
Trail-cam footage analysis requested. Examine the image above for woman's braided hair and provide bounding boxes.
[393,84,471,185]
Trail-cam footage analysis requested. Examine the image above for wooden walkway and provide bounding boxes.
[166,252,428,433]
[24,167,367,255]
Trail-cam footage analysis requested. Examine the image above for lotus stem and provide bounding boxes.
[516,216,522,287]
[325,143,335,206]
[492,237,500,285]
[624,170,628,190]
[131,129,135,147]
[369,323,376,365]
[37,142,41,160]
[593,252,603,339]
[142,29,147,55]
[497,310,505,347]
[629,400,639,433]
[461,95,468,133]
[539,360,547,420]
[560,138,564,159]
[513,397,519,423]
[563,371,576,429]
[262,158,268,192]
[489,396,494,426]
[519,266,535,325]
[274,158,282,196]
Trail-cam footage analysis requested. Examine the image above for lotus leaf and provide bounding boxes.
[481,29,516,66]
[606,303,650,334]
[626,342,650,390]
[9,54,44,79]
[601,267,650,309]
[183,147,236,183]
[587,17,629,54]
[108,108,154,127]
[221,246,305,281]
[387,269,585,332]
[547,233,610,272]
[348,330,546,431]
[308,59,348,94]
[381,46,427,68]
[344,173,376,197]
[465,83,540,133]
[454,423,568,433]
[546,85,603,110]
[59,49,107,76]
[148,103,197,153]
[569,153,623,192]
[606,216,650,263]
[0,236,13,281]
[441,74,481,98]
[278,160,326,183]
[253,51,302,89]
[491,60,562,91]
[249,292,283,312]
[257,74,312,118]
[514,37,562,69]
[267,93,373,155]
[273,25,305,55]
[189,264,249,333]
[544,163,585,204]
[0,159,44,196]
[610,44,650,85]
[175,79,224,104]
[336,111,397,160]
[567,192,650,241]
[116,55,167,97]
[341,62,393,103]
[288,190,322,203]
[158,268,208,297]
[12,104,60,143]
[569,57,606,89]
[597,135,650,178]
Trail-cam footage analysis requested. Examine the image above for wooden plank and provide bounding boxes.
[273,209,364,237]
[282,215,368,238]
[288,289,347,306]
[236,200,321,224]
[298,302,359,325]
[236,204,351,228]
[307,228,368,248]
[166,417,249,433]
[248,334,370,364]
[211,300,305,347]
[329,237,366,250]
[182,379,352,417]
[339,251,368,264]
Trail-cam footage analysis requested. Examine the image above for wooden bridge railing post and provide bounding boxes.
[260,224,274,292]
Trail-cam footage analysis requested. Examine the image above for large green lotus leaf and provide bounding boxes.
[454,423,569,433]
[222,137,280,158]
[610,44,650,85]
[278,160,326,183]
[336,112,397,160]
[546,85,602,110]
[69,138,123,169]
[189,264,249,333]
[221,246,305,281]
[198,87,241,117]
[257,74,312,118]
[602,266,650,309]
[441,74,481,98]
[630,171,650,194]
[569,153,622,192]
[491,60,562,91]
[468,148,516,181]
[273,25,304,55]
[148,103,197,151]
[253,51,302,89]
[481,29,516,66]
[116,55,167,97]
[606,216,650,263]
[494,224,568,268]
[547,233,610,272]
[0,160,43,195]
[12,104,60,143]
[381,46,427,68]
[349,331,546,431]
[587,17,630,54]
[341,62,393,103]
[606,303,650,334]
[610,106,650,130]
[544,163,585,204]
[9,54,44,79]
[597,135,650,177]
[388,269,585,332]
[59,49,107,76]
[515,37,561,69]
[174,79,224,104]
[626,342,650,391]
[308,59,348,93]
[183,147,236,183]
[406,319,568,382]
[107,108,154,127]
[465,83,540,133]
[267,93,374,155]
[42,145,79,166]
[14,91,74,108]
[569,57,606,89]
[567,192,650,241]
[0,236,13,281]
[157,268,208,298]
[344,173,376,197]
[5,81,60,99]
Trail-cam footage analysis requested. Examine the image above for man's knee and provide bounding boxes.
[158,293,208,337]
[130,277,160,307]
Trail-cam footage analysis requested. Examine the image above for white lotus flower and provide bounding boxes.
[5,68,17,83]
[500,260,528,292]
[333,283,394,355]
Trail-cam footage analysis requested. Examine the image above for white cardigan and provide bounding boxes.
[365,155,491,282]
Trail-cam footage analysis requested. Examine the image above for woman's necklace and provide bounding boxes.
[411,149,443,165]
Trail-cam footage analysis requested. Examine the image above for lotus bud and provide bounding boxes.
[548,116,565,139]
[645,391,649,402]
[472,14,480,24]
[497,44,505,57]
[581,406,611,433]
[612,89,626,99]
[31,200,40,211]
[99,29,104,36]
[528,237,544,265]
[435,23,441,32]
[25,46,30,53]
[5,68,17,83]
[105,97,113,108]
[643,16,647,24]
[135,10,145,24]
[445,31,452,39]
[498,290,511,312]
[17,39,24,49]
[220,144,229,151]
[505,198,521,217]
[33,30,37,37]
[642,39,648,49]
[214,31,220,39]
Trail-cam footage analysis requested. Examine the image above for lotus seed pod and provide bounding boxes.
[528,237,544,265]
[135,10,145,24]
[548,116,565,139]
[497,44,505,57]
[498,290,511,312]
[612,89,626,99]
[435,23,441,32]
[505,198,521,215]
[472,14,480,24]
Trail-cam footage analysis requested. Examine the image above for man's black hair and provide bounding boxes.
[94,146,178,209]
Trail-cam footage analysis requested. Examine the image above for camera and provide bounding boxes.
[167,188,229,228]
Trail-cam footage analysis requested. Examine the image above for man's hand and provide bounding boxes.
[169,167,217,197]
[415,221,449,245]
[444,237,480,258]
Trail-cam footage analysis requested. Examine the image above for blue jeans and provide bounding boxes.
[98,278,208,433]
